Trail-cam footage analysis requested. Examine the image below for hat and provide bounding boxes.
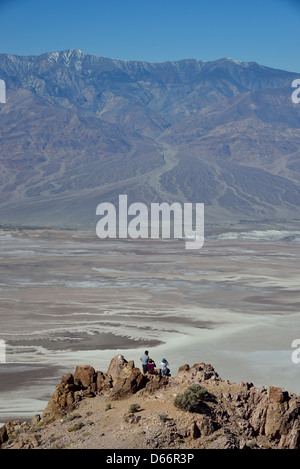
[162,358,166,362]
[145,350,149,354]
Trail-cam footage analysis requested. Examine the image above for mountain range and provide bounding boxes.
[0,49,300,230]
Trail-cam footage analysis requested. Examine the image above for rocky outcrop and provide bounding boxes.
[208,382,300,449]
[174,362,221,384]
[41,355,167,422]
[1,356,300,450]
[42,365,110,422]
[42,373,82,421]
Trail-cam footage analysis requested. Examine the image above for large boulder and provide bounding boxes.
[268,386,288,404]
[74,365,97,390]
[109,367,148,400]
[106,354,134,383]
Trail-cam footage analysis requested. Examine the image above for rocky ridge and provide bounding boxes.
[1,355,299,450]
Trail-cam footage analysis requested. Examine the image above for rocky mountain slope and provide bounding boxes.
[0,50,300,228]
[1,354,299,450]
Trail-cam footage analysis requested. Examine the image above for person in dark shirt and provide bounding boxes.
[147,358,156,374]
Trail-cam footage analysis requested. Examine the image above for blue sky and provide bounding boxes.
[0,0,299,72]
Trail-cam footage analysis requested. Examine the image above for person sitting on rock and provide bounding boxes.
[147,358,156,374]
[160,358,170,376]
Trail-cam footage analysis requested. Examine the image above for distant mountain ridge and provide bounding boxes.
[0,50,300,229]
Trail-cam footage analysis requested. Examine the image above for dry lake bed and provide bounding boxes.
[0,226,300,424]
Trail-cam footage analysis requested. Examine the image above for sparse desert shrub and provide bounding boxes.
[49,433,61,444]
[129,403,141,413]
[54,443,64,449]
[158,413,169,422]
[105,403,112,412]
[31,419,44,432]
[174,384,209,413]
[66,413,81,421]
[262,442,272,450]
[67,422,85,432]
[246,439,258,449]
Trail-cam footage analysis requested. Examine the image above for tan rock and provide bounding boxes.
[96,371,113,393]
[268,386,288,403]
[142,374,168,395]
[107,354,130,383]
[61,372,74,385]
[264,402,287,440]
[279,423,300,449]
[109,367,148,400]
[191,363,220,381]
[74,365,96,388]
[0,425,8,447]
[42,381,80,421]
[194,414,216,436]
[31,414,41,427]
[178,364,190,373]
[249,403,267,435]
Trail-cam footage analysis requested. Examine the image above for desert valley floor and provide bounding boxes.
[0,225,300,424]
